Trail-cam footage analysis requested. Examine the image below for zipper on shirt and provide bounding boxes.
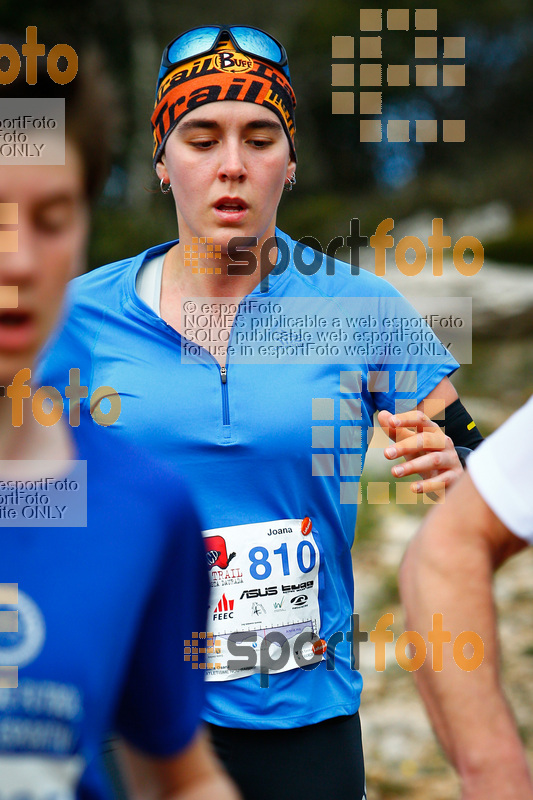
[220,365,230,428]
[174,323,233,437]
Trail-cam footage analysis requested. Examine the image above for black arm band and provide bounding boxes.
[432,398,484,450]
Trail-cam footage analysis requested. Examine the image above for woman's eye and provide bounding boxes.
[36,205,74,233]
[191,140,216,149]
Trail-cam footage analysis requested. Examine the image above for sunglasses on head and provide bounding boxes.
[156,24,291,92]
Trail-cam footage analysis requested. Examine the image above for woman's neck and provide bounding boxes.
[164,235,278,301]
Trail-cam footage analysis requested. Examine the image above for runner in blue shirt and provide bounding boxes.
[0,44,238,800]
[39,24,484,800]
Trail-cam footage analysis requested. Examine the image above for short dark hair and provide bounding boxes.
[0,35,119,204]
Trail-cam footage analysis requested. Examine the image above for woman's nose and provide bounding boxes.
[217,141,247,182]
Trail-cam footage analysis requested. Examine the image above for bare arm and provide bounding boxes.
[399,471,533,799]
[116,728,241,800]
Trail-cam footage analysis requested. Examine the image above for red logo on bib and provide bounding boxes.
[204,535,236,570]
[312,639,327,656]
[301,517,312,536]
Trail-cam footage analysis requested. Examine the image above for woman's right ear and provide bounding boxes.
[155,160,168,183]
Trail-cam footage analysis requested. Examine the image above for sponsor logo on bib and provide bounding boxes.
[204,535,236,570]
[213,593,234,621]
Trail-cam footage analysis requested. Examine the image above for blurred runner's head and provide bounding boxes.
[0,36,117,383]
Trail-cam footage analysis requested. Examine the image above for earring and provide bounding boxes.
[284,173,296,192]
[160,177,172,194]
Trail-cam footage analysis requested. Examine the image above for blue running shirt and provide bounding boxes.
[0,421,209,799]
[39,228,459,730]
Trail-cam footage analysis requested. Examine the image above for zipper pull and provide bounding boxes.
[220,366,227,384]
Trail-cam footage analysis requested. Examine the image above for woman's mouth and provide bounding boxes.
[214,198,248,222]
[0,311,37,352]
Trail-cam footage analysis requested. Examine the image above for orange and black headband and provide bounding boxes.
[151,40,297,165]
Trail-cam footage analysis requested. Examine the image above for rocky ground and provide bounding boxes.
[354,339,533,798]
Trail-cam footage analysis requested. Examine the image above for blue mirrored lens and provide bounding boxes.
[231,27,283,63]
[167,27,220,63]
[159,25,290,88]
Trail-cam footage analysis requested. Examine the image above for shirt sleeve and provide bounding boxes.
[467,396,533,543]
[114,486,210,756]
[365,292,460,413]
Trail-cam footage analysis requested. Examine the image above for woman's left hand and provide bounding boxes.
[377,408,463,496]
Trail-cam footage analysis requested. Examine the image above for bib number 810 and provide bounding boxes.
[248,541,316,580]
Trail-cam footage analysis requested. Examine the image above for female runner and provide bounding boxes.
[40,24,484,800]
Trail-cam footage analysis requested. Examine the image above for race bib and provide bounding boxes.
[202,518,323,681]
[0,754,85,800]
